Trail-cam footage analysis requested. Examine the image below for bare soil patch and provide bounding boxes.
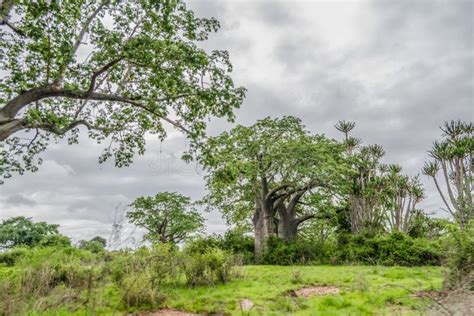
[287,285,340,298]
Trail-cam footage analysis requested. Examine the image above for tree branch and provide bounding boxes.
[87,58,123,94]
[0,19,25,37]
[53,1,110,86]
[295,214,315,227]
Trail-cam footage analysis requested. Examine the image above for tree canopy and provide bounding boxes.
[0,0,245,182]
[423,120,473,227]
[127,192,204,244]
[0,216,60,248]
[199,116,350,254]
[335,121,425,234]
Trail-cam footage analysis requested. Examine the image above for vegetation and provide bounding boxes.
[0,216,63,248]
[422,120,473,228]
[0,0,471,314]
[0,0,245,182]
[199,116,349,256]
[127,192,204,244]
[0,243,443,315]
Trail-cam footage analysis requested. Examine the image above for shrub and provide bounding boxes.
[443,222,474,290]
[38,234,71,247]
[336,232,442,266]
[262,237,332,265]
[183,241,233,286]
[0,247,29,267]
[119,273,165,309]
[220,230,255,264]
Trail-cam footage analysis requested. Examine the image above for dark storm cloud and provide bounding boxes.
[1,0,472,239]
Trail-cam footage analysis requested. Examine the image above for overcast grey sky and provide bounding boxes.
[1,0,473,243]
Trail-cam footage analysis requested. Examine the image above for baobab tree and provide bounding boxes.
[423,120,473,228]
[200,117,349,256]
[0,0,245,182]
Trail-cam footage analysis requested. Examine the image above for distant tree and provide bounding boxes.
[423,120,473,228]
[38,234,72,247]
[127,192,204,244]
[90,236,107,248]
[0,0,245,183]
[78,236,107,253]
[200,117,349,256]
[0,216,59,248]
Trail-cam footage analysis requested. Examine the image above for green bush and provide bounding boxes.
[183,241,233,286]
[443,222,474,290]
[219,230,255,264]
[336,232,442,266]
[262,237,330,265]
[38,234,71,247]
[0,247,29,266]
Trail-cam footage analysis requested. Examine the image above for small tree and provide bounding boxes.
[127,192,204,244]
[423,120,473,228]
[0,216,59,248]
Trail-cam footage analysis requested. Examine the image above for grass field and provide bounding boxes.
[160,265,443,315]
[5,265,442,315]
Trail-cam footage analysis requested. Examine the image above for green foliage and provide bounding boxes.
[0,0,245,182]
[336,232,442,266]
[262,237,334,265]
[0,247,28,267]
[423,120,473,227]
[78,236,107,253]
[219,229,255,264]
[443,222,474,290]
[38,234,71,247]
[0,216,59,248]
[127,192,204,244]
[183,241,233,287]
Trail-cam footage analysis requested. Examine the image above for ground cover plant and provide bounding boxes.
[0,245,443,315]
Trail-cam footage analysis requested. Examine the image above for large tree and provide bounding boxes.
[127,192,204,244]
[200,117,349,256]
[0,216,60,248]
[423,120,473,228]
[0,0,245,182]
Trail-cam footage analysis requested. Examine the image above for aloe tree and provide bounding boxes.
[385,165,425,233]
[423,120,473,228]
[335,121,425,234]
[0,0,245,182]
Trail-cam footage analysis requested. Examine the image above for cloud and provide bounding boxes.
[1,0,472,240]
[3,194,36,207]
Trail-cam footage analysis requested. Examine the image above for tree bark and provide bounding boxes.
[253,200,275,257]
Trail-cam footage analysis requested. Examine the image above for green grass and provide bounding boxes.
[151,265,442,315]
[0,265,442,315]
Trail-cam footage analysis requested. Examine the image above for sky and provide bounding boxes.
[1,0,473,244]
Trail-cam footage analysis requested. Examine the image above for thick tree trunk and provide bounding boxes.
[253,200,275,257]
[277,205,298,242]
